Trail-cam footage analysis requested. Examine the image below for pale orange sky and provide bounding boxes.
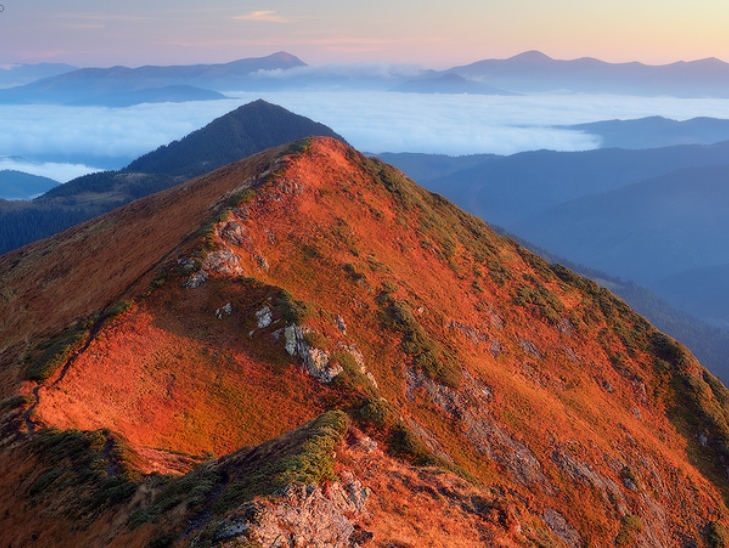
[1,1,728,66]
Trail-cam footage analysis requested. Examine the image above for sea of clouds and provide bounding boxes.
[3,91,729,182]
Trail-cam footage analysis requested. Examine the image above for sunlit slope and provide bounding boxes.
[2,138,729,546]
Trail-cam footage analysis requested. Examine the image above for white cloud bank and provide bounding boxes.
[0,157,102,183]
[2,91,729,182]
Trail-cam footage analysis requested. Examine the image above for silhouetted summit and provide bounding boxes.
[126,99,347,178]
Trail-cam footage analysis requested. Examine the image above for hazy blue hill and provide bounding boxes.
[0,170,59,200]
[420,141,729,226]
[375,152,498,183]
[510,164,729,284]
[390,72,516,95]
[126,99,346,178]
[0,100,345,255]
[448,50,729,96]
[67,85,227,107]
[653,263,729,329]
[0,52,305,104]
[0,62,76,88]
[567,116,729,149]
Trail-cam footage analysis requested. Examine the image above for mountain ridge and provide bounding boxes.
[3,137,729,545]
[0,52,305,104]
[0,100,346,255]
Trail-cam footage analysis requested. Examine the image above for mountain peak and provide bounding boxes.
[123,100,346,178]
[508,50,554,62]
[4,134,729,545]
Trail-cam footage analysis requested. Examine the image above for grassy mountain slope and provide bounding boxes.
[2,138,729,546]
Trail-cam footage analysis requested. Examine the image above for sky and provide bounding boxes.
[1,1,729,68]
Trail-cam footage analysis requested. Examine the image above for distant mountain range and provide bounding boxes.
[390,73,517,95]
[67,85,227,107]
[5,50,729,103]
[0,52,304,105]
[0,62,76,88]
[449,50,729,96]
[565,116,729,149]
[512,164,729,284]
[394,141,729,227]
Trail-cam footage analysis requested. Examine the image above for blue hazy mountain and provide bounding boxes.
[566,116,729,148]
[0,52,305,104]
[67,85,227,107]
[0,62,76,88]
[449,50,729,96]
[0,170,59,200]
[419,141,729,227]
[653,263,729,330]
[510,164,729,323]
[391,72,517,95]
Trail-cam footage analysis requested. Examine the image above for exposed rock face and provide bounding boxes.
[256,305,273,328]
[203,248,245,276]
[406,368,552,492]
[184,270,208,289]
[210,478,371,547]
[219,221,247,246]
[544,508,582,548]
[214,302,233,320]
[282,325,343,383]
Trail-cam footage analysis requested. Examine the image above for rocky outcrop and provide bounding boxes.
[203,248,245,277]
[208,477,371,547]
[406,369,552,492]
[277,325,343,383]
[544,507,582,548]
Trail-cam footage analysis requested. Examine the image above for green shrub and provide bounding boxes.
[331,351,375,396]
[274,290,317,324]
[379,298,461,387]
[706,521,729,548]
[26,327,90,382]
[388,423,435,466]
[302,331,332,351]
[615,514,643,546]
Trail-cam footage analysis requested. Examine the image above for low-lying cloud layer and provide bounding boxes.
[2,91,729,183]
[0,157,101,183]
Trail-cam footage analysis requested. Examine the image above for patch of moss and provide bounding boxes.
[0,394,32,410]
[213,410,350,514]
[331,351,376,398]
[379,298,461,387]
[26,326,91,382]
[302,330,332,351]
[105,299,134,318]
[706,521,729,548]
[615,514,642,546]
[513,283,565,325]
[128,466,221,528]
[274,290,317,325]
[30,428,139,514]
